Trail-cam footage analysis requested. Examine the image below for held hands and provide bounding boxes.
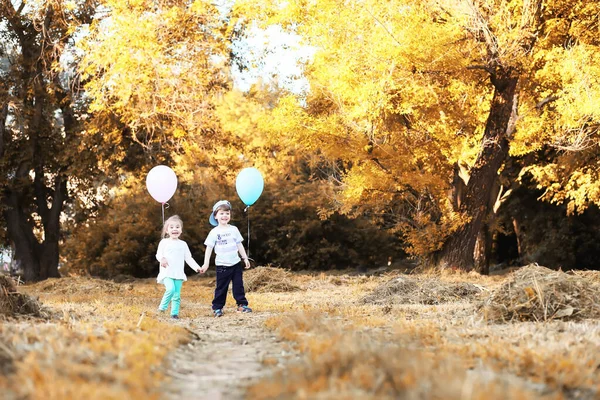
[243,258,251,269]
[199,264,209,274]
[160,257,168,268]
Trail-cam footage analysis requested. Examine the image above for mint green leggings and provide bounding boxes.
[159,278,184,316]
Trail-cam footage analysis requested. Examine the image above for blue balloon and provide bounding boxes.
[236,168,264,206]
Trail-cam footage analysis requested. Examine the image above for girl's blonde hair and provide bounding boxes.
[162,215,183,238]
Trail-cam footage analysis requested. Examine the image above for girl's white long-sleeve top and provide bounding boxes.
[156,238,200,284]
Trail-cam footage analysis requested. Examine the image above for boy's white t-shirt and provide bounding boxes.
[204,225,244,266]
[156,238,200,284]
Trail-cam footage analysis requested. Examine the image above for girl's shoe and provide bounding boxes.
[237,305,252,313]
[213,309,224,317]
[171,315,179,319]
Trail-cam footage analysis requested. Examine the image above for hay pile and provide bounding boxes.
[0,275,47,318]
[480,264,600,322]
[0,275,17,293]
[325,274,371,286]
[31,277,131,295]
[244,267,301,293]
[360,275,483,305]
[569,270,600,283]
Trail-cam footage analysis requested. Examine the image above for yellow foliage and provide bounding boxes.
[233,0,600,257]
[79,0,228,151]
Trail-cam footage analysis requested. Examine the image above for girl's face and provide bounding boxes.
[215,209,230,225]
[166,222,182,239]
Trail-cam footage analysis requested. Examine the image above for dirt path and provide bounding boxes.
[160,311,295,400]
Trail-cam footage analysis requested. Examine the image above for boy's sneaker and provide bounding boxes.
[171,315,179,319]
[237,305,252,313]
[213,309,224,318]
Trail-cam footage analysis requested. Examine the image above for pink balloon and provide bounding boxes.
[146,165,177,203]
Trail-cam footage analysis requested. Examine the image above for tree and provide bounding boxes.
[78,0,230,163]
[0,0,238,281]
[76,0,244,205]
[0,0,100,281]
[233,0,600,271]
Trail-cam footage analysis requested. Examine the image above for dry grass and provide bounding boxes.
[569,269,600,283]
[0,275,48,319]
[0,277,200,400]
[480,264,600,322]
[360,275,485,305]
[2,266,600,400]
[0,275,17,292]
[33,277,132,295]
[246,267,600,400]
[247,313,561,400]
[244,266,301,293]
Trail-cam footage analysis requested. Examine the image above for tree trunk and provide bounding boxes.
[3,182,63,281]
[437,70,519,271]
[474,224,492,275]
[0,3,72,282]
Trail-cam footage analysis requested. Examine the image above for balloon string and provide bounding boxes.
[161,202,171,225]
[246,206,251,259]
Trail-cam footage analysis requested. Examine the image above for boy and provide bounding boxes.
[200,200,252,317]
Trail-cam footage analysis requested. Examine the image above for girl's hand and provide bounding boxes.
[160,258,169,268]
[200,264,208,274]
[243,258,251,269]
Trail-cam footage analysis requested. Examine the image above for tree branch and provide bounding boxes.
[33,166,50,221]
[467,64,495,75]
[366,8,403,47]
[0,102,7,158]
[16,1,25,16]
[535,95,558,111]
[47,174,67,236]
[506,93,519,138]
[3,0,26,38]
[465,0,499,60]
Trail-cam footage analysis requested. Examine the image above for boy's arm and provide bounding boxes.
[201,246,213,273]
[236,242,251,269]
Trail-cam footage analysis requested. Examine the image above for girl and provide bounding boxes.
[156,215,201,319]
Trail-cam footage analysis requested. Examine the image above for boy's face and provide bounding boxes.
[215,209,230,225]
[167,222,181,238]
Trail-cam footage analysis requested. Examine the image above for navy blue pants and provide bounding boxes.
[212,262,248,310]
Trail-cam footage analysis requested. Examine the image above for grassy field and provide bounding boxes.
[1,265,599,399]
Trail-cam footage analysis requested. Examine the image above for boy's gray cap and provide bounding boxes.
[209,200,232,226]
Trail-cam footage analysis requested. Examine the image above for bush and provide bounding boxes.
[247,180,403,271]
[62,178,404,278]
[62,182,214,278]
[497,187,600,270]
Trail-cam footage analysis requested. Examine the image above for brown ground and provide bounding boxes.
[161,312,297,400]
[1,264,599,399]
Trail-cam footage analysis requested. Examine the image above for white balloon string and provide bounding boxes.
[161,202,171,225]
